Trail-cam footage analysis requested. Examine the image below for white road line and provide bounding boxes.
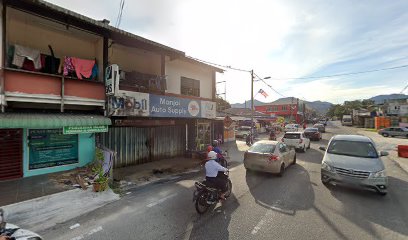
[70,226,103,240]
[251,219,266,235]
[251,210,272,235]
[147,193,178,208]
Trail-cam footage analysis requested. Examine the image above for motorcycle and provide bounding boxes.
[0,209,42,240]
[193,171,232,214]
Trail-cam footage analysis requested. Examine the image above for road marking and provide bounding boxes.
[251,219,266,235]
[251,210,272,235]
[147,193,178,208]
[70,226,103,240]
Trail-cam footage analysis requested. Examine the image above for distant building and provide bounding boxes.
[255,98,311,123]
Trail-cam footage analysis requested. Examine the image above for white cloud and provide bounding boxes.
[46,0,408,104]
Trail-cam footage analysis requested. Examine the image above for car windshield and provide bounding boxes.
[284,133,300,139]
[327,140,378,158]
[305,128,318,132]
[249,142,276,153]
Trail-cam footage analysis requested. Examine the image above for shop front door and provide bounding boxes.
[0,129,23,180]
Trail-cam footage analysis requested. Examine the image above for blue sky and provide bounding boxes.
[47,0,408,104]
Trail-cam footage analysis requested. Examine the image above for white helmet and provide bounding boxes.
[207,151,217,160]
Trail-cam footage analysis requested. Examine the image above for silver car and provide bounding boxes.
[319,135,388,195]
[244,140,296,176]
[378,127,408,138]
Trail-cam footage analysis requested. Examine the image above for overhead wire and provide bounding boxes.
[115,0,125,28]
[253,72,287,98]
[264,64,408,80]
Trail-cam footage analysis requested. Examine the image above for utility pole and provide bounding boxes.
[251,70,254,140]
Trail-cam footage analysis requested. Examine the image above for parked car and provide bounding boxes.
[235,126,252,139]
[244,140,296,176]
[282,132,311,152]
[319,135,388,195]
[284,124,299,132]
[313,123,325,133]
[304,127,322,141]
[378,127,408,138]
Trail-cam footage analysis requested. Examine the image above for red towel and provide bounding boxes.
[71,57,95,79]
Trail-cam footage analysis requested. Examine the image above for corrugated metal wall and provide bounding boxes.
[101,125,186,168]
[151,125,186,161]
[0,129,23,180]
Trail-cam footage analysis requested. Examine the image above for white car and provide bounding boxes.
[284,124,299,132]
[282,132,310,152]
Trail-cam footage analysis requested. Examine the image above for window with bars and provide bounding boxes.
[181,77,200,97]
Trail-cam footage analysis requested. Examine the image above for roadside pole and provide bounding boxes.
[251,69,254,143]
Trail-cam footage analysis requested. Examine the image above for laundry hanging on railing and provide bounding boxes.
[12,44,42,70]
[63,57,98,80]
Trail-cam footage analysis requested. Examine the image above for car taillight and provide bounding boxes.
[299,139,303,144]
[269,155,279,161]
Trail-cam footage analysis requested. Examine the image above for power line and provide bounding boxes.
[265,64,408,80]
[400,83,408,93]
[115,0,125,28]
[253,72,287,98]
[188,57,250,72]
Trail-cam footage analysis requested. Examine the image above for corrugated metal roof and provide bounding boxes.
[0,113,111,128]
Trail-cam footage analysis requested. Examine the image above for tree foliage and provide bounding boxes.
[326,99,375,118]
[215,96,231,111]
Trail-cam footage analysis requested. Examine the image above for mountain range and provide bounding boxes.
[369,94,407,104]
[230,94,408,113]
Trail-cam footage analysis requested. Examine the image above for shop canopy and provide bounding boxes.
[0,113,111,128]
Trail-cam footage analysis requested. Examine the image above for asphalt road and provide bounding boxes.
[42,121,408,240]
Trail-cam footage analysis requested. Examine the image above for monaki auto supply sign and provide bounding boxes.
[149,94,201,118]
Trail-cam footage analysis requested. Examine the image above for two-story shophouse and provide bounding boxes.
[100,50,224,168]
[0,0,222,180]
[255,97,309,124]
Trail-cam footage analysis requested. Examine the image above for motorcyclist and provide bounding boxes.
[269,129,276,140]
[246,132,253,145]
[205,151,228,200]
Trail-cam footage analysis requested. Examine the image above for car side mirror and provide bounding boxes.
[319,146,326,151]
[380,151,389,157]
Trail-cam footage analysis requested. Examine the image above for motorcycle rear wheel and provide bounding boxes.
[195,191,210,214]
[224,179,232,198]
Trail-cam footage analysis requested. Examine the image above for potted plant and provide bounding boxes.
[92,148,109,192]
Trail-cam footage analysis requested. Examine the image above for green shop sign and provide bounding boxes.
[63,125,109,134]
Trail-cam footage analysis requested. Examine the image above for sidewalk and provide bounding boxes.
[0,140,246,233]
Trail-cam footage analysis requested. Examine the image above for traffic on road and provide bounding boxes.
[40,121,408,240]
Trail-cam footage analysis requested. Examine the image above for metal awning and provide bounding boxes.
[0,113,111,128]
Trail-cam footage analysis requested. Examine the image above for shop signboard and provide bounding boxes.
[108,91,149,116]
[28,129,78,170]
[149,94,201,118]
[63,125,108,134]
[201,101,216,119]
[105,64,119,95]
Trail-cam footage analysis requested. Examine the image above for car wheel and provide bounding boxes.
[382,133,389,137]
[278,164,285,177]
[292,154,296,165]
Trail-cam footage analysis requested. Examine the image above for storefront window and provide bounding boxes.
[28,129,79,169]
